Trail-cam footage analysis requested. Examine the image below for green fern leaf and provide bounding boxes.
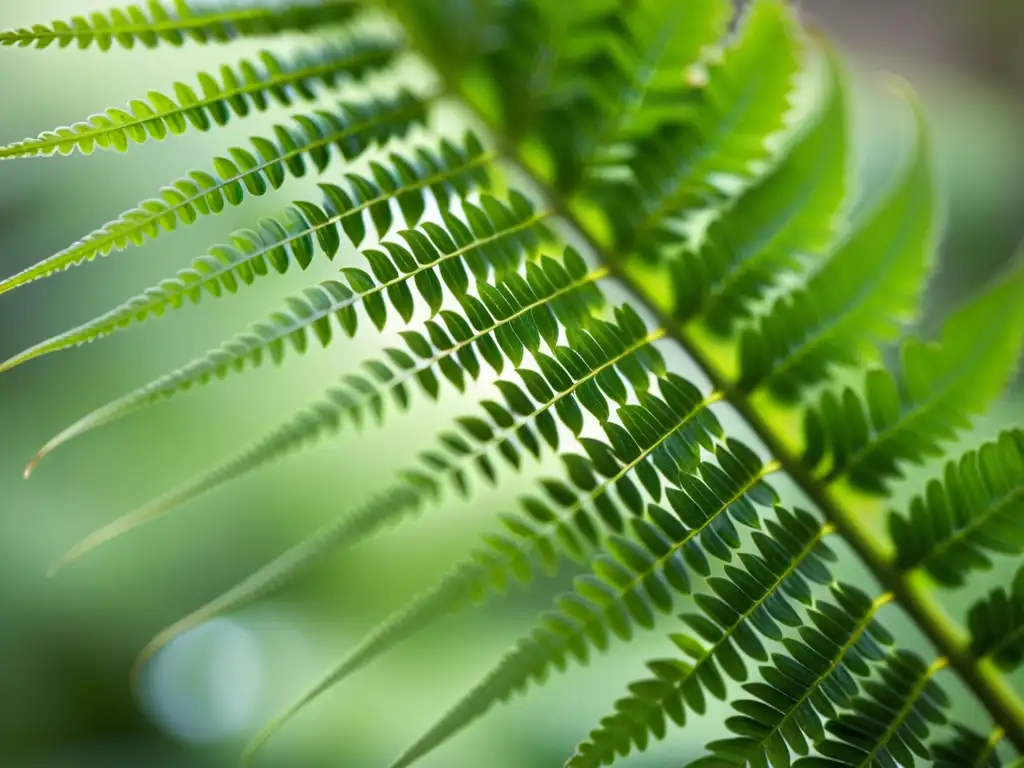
[569,509,836,768]
[246,367,722,758]
[2,134,495,374]
[738,87,935,401]
[689,586,895,768]
[388,440,781,768]
[0,0,361,51]
[932,726,1005,768]
[575,0,733,176]
[805,258,1024,493]
[791,651,949,768]
[968,565,1024,672]
[49,254,607,570]
[0,90,430,297]
[670,43,848,336]
[890,430,1024,586]
[612,0,802,256]
[26,193,549,470]
[0,38,398,159]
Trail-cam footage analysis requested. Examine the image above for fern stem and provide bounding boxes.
[374,0,1024,750]
[488,140,1024,757]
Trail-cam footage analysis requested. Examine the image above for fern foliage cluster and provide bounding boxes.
[3,1,1023,766]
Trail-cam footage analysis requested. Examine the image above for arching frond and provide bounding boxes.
[804,259,1024,494]
[50,252,608,571]
[569,508,836,768]
[388,440,781,768]
[890,430,1024,587]
[247,372,724,758]
[0,38,399,159]
[792,651,949,768]
[610,0,803,256]
[0,89,431,298]
[968,565,1024,672]
[689,586,894,768]
[670,44,847,336]
[738,88,935,402]
[0,0,361,51]
[2,134,495,374]
[27,192,549,471]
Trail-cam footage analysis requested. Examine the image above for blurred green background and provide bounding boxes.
[0,1,1021,766]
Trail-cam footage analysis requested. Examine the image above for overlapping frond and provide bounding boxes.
[804,259,1024,494]
[968,565,1024,672]
[689,586,895,767]
[27,191,549,471]
[738,88,935,401]
[890,430,1024,586]
[0,37,398,159]
[0,89,430,297]
[0,0,361,51]
[670,46,847,336]
[389,440,782,768]
[605,0,803,256]
[248,368,726,757]
[792,651,949,768]
[2,133,494,374]
[569,508,836,767]
[50,251,608,571]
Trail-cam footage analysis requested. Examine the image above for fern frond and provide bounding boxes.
[2,134,494,375]
[792,651,949,768]
[574,0,734,175]
[738,87,935,401]
[890,430,1024,587]
[49,254,608,571]
[804,259,1024,493]
[0,90,431,297]
[611,0,802,256]
[388,440,782,768]
[0,38,398,159]
[671,45,847,336]
[932,726,1006,768]
[0,0,361,51]
[689,586,895,767]
[124,304,657,674]
[968,565,1024,672]
[569,508,836,768]
[27,194,549,471]
[247,372,724,757]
